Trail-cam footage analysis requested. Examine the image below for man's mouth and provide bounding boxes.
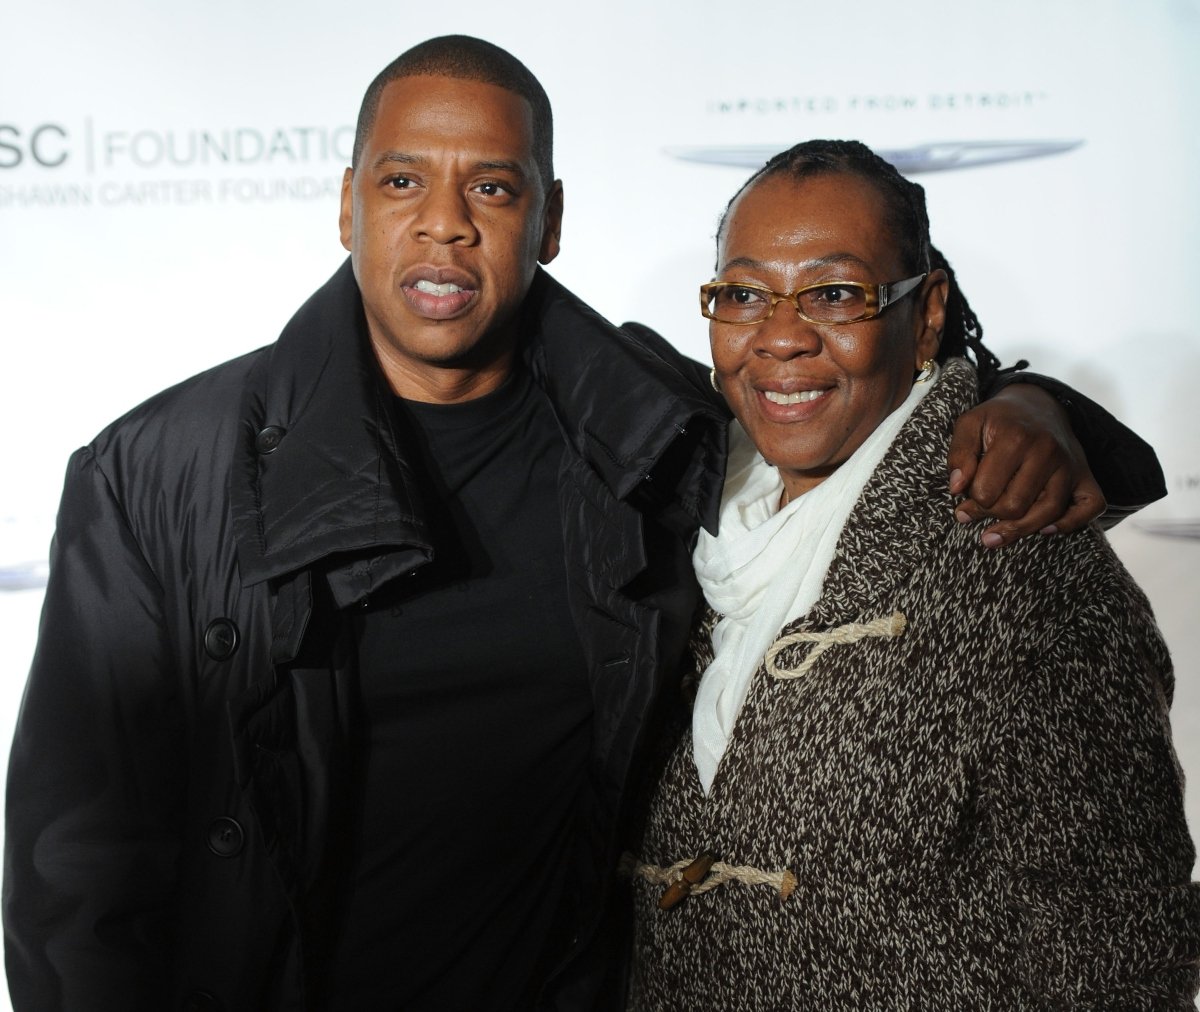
[413,280,466,297]
[401,269,478,320]
[763,389,828,405]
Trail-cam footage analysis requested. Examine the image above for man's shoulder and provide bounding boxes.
[528,271,718,407]
[84,345,269,493]
[87,260,359,464]
[97,348,264,440]
[617,319,708,383]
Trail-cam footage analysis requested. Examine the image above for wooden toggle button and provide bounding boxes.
[658,852,716,910]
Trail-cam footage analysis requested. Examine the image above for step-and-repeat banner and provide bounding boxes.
[1,0,1198,981]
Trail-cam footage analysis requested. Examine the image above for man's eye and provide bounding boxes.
[387,176,416,190]
[474,181,512,198]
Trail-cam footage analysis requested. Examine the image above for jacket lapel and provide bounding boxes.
[785,359,979,638]
[521,269,729,545]
[229,259,434,606]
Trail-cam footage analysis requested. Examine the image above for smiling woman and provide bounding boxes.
[707,170,946,502]
[626,139,1200,1010]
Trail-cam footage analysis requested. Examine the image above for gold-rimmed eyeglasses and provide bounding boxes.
[699,274,927,326]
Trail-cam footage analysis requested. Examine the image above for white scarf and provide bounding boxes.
[691,368,938,793]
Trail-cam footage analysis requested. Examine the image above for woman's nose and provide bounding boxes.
[752,299,822,359]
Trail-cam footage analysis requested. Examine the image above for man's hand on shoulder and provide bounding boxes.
[947,383,1106,548]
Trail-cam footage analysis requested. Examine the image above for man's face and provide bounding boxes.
[340,75,563,401]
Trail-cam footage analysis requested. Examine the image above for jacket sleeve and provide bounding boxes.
[4,446,187,1011]
[990,569,1200,1008]
[984,367,1167,526]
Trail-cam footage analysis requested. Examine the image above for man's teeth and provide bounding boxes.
[414,280,464,296]
[764,389,827,405]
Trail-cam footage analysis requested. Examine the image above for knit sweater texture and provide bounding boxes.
[629,358,1200,1011]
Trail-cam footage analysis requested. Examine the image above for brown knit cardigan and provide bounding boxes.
[628,358,1200,1011]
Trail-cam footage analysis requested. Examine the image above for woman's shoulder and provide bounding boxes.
[927,515,1168,693]
[951,514,1148,610]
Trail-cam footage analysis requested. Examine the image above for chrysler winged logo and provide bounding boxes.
[666,139,1084,173]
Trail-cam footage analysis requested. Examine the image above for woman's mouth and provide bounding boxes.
[763,389,828,405]
[755,385,832,422]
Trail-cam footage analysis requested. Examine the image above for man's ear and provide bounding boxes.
[538,180,564,264]
[915,268,949,365]
[339,167,354,252]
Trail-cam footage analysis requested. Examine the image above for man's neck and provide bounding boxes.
[371,340,518,404]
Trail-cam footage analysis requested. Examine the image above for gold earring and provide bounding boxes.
[914,359,936,384]
[710,368,721,393]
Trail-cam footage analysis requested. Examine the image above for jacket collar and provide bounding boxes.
[230,259,433,601]
[231,260,727,600]
[520,269,727,529]
[801,357,979,632]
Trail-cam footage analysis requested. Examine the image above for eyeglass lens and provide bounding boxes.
[707,283,870,324]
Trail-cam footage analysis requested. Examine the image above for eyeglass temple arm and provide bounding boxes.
[879,274,926,308]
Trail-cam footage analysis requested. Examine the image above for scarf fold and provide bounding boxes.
[691,368,938,793]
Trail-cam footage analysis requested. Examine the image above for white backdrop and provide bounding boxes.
[2,1,1198,1002]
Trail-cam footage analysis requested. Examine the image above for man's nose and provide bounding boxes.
[411,185,479,245]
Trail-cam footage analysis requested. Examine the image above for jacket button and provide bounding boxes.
[203,618,239,661]
[254,425,285,454]
[181,990,221,1011]
[206,817,245,858]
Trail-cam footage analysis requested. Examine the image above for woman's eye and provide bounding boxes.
[721,286,764,305]
[815,285,856,304]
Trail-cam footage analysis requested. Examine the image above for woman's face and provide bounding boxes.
[711,171,946,500]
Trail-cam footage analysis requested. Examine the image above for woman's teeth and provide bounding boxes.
[414,280,464,296]
[763,389,826,405]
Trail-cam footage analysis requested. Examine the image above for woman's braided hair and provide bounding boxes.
[717,139,1000,387]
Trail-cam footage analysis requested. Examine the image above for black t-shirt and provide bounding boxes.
[322,367,593,1011]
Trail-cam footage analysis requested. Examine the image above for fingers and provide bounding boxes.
[958,430,1061,518]
[956,465,1107,548]
[947,383,1104,548]
[1043,474,1107,535]
[957,468,1072,548]
[945,408,985,496]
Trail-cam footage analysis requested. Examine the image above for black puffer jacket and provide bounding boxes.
[3,262,728,1011]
